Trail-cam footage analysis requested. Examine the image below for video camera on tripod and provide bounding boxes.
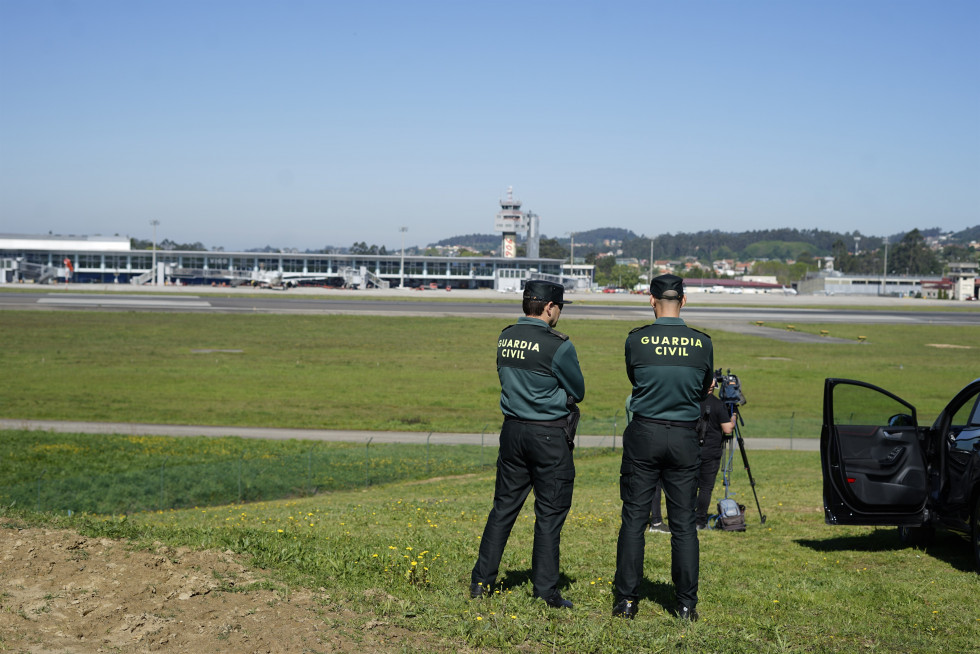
[715,368,766,525]
[714,368,747,407]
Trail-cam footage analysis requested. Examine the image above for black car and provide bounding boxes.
[820,377,980,571]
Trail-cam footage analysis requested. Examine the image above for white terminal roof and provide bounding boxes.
[0,234,131,252]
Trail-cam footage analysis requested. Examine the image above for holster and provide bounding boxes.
[697,405,709,446]
[564,403,581,451]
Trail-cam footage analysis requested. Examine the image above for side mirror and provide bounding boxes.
[887,413,914,427]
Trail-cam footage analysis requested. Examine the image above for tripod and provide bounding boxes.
[720,402,767,525]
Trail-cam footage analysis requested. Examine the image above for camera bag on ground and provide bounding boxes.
[717,498,746,531]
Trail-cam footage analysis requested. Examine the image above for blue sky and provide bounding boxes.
[1,1,978,251]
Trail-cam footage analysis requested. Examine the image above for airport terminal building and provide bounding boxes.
[0,233,581,291]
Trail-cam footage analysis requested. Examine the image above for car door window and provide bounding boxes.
[950,391,980,430]
[832,383,915,427]
[949,389,980,451]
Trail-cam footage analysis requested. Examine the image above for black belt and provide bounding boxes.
[634,415,698,429]
[504,415,569,428]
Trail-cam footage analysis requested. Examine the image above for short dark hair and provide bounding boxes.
[523,298,548,316]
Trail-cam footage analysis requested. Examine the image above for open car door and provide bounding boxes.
[821,378,928,526]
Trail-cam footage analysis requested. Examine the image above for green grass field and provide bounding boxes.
[0,429,514,514]
[0,311,975,436]
[6,449,978,653]
[2,308,978,652]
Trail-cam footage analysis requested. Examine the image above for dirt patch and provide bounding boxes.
[0,526,447,653]
[925,343,973,349]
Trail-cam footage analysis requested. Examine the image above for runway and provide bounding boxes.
[2,285,973,446]
[1,285,976,344]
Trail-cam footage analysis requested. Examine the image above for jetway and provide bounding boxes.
[1,258,61,284]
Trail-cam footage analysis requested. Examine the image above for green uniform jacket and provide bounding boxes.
[625,317,713,422]
[497,316,585,421]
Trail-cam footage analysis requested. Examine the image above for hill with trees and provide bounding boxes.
[434,225,977,288]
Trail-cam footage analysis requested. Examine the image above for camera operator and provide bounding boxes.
[696,377,735,530]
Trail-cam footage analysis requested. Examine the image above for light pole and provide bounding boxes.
[399,226,408,289]
[649,238,654,287]
[881,237,889,296]
[150,220,160,285]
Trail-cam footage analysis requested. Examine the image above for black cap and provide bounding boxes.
[523,280,571,304]
[650,274,684,299]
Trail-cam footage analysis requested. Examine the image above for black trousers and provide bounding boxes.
[696,449,723,526]
[649,450,723,526]
[614,419,700,609]
[471,419,575,600]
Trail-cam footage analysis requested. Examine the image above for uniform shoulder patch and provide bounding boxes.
[628,324,652,335]
[690,327,712,339]
[547,326,570,341]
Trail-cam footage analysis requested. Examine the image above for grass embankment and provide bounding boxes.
[0,430,510,513]
[5,449,978,653]
[1,311,976,436]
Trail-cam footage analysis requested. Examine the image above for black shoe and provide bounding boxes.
[542,594,573,609]
[675,605,699,622]
[469,582,491,599]
[696,522,708,531]
[612,598,638,619]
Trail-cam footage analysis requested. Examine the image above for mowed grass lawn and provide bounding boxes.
[2,308,978,652]
[9,449,977,653]
[0,310,976,436]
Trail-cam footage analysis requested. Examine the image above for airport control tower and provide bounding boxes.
[494,187,534,258]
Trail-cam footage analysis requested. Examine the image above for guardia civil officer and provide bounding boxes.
[696,377,735,530]
[612,274,713,621]
[470,280,585,609]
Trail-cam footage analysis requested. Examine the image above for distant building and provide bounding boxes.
[798,271,937,297]
[797,263,978,300]
[947,261,979,301]
[681,277,791,294]
[0,233,565,291]
[920,279,953,300]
